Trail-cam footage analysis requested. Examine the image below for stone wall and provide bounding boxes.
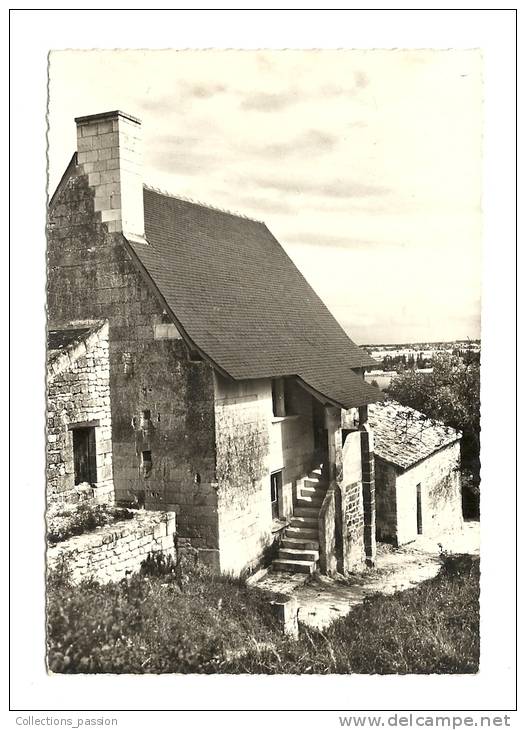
[47,321,113,505]
[214,374,317,575]
[376,442,463,546]
[360,425,376,566]
[338,430,366,572]
[214,376,272,575]
[318,484,337,575]
[47,170,218,554]
[395,442,463,545]
[47,510,176,584]
[374,457,398,542]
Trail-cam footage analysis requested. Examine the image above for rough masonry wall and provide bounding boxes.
[374,457,398,543]
[47,322,113,506]
[338,430,366,572]
[395,442,463,545]
[47,172,218,553]
[214,375,317,575]
[47,510,176,584]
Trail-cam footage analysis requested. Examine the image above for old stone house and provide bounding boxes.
[47,320,113,507]
[47,109,384,576]
[366,400,463,546]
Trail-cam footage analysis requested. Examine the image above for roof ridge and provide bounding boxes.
[143,184,264,224]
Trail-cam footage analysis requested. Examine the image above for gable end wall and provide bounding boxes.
[47,171,219,555]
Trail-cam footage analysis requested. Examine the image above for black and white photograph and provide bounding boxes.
[45,47,482,675]
[8,7,517,723]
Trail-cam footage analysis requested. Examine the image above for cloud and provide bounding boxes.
[149,146,221,176]
[354,70,369,89]
[250,175,390,199]
[181,81,227,99]
[246,129,338,158]
[240,91,299,112]
[284,232,402,249]
[140,82,227,115]
[235,195,294,215]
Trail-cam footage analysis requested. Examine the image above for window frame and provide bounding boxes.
[71,425,97,486]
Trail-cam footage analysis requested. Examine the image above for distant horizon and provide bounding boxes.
[357,337,481,348]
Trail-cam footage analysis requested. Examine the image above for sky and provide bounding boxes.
[48,49,482,345]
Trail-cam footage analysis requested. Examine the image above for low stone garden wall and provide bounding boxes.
[47,510,176,584]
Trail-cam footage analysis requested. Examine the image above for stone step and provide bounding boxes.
[304,476,323,487]
[297,495,323,507]
[285,525,318,540]
[300,484,325,494]
[278,547,319,562]
[290,515,318,527]
[282,536,320,551]
[272,558,316,574]
[295,506,320,518]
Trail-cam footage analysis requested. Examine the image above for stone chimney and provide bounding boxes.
[75,110,146,243]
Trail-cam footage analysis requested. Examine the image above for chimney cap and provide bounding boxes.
[74,110,141,126]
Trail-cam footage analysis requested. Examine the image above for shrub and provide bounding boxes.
[140,550,178,578]
[47,501,135,544]
[46,561,279,673]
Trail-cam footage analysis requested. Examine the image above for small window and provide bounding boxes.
[416,483,423,535]
[270,471,282,520]
[141,449,152,478]
[72,427,97,486]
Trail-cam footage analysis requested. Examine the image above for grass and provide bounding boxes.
[47,502,135,544]
[47,553,479,674]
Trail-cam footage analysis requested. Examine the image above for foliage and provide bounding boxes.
[224,554,480,675]
[386,354,480,482]
[140,550,178,578]
[47,554,479,674]
[47,560,279,674]
[47,501,135,544]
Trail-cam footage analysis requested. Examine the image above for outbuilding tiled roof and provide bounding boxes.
[127,187,382,409]
[368,399,461,470]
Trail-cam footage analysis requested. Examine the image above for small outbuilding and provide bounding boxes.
[368,400,463,546]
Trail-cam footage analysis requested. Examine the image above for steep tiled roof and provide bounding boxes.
[368,399,461,470]
[127,187,382,409]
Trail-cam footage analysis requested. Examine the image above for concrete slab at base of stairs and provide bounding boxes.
[254,522,480,630]
[294,522,480,629]
[254,571,309,596]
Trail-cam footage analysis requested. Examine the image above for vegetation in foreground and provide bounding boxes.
[47,552,479,675]
[47,501,135,544]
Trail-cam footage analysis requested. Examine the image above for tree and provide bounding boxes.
[386,354,480,515]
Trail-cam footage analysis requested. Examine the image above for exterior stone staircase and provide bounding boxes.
[272,466,327,574]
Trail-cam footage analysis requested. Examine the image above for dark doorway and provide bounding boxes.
[270,471,282,519]
[72,427,97,485]
[312,399,328,469]
[416,483,423,535]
